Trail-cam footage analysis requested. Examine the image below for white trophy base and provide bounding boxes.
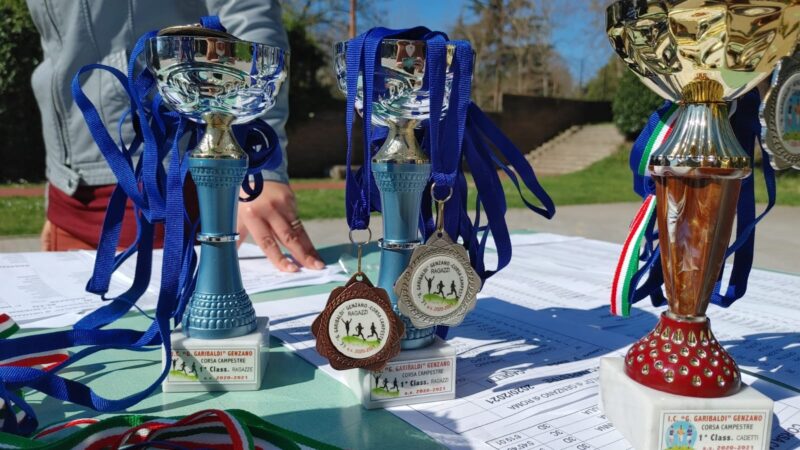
[162,317,269,392]
[344,336,456,409]
[600,357,773,450]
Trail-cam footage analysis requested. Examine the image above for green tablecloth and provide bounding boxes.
[21,243,443,449]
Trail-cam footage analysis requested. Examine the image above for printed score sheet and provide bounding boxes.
[263,233,800,450]
[0,243,345,328]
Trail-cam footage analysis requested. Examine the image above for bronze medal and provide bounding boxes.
[312,272,404,371]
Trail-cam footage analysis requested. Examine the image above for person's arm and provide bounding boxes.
[209,0,324,272]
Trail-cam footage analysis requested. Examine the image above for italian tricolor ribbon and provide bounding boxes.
[1,409,340,449]
[610,103,679,316]
[611,194,657,316]
[636,103,678,177]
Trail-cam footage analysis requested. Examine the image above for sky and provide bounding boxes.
[374,0,612,86]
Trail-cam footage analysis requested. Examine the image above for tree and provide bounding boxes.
[584,56,625,101]
[451,0,573,110]
[0,0,45,182]
[612,70,663,139]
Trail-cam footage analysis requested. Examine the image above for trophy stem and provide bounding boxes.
[372,119,435,350]
[625,101,750,397]
[182,112,256,339]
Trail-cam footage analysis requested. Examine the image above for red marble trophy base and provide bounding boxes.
[624,312,740,397]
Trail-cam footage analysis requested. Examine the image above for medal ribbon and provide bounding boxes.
[0,17,282,435]
[345,28,555,284]
[0,315,68,434]
[610,90,777,315]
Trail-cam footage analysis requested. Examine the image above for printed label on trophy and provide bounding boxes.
[369,356,455,401]
[168,348,257,384]
[658,410,769,450]
[328,299,390,359]
[410,255,467,317]
[776,72,800,158]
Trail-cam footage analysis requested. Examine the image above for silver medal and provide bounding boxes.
[761,55,800,170]
[395,187,480,328]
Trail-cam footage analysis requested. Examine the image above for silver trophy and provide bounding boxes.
[333,40,469,409]
[334,39,455,347]
[147,24,287,391]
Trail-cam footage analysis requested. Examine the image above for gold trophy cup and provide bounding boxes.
[607,0,800,398]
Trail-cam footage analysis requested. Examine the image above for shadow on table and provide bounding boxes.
[768,412,800,449]
[723,332,800,400]
[33,357,226,425]
[258,403,447,450]
[445,298,656,398]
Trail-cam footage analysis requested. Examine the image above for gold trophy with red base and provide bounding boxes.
[600,1,800,448]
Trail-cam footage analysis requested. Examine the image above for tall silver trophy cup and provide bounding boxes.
[147,25,287,392]
[334,40,461,408]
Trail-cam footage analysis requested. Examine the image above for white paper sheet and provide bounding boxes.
[264,233,800,449]
[3,244,345,328]
[264,292,800,450]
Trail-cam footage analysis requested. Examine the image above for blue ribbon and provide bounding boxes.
[344,28,555,288]
[0,17,282,435]
[626,90,775,309]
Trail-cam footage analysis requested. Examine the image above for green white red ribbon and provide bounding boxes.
[0,315,20,340]
[0,409,340,449]
[610,103,678,317]
[636,103,678,177]
[610,194,657,316]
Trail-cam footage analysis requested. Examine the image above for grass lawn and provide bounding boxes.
[0,197,45,236]
[2,147,799,237]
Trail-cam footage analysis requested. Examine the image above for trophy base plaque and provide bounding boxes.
[344,337,456,409]
[600,358,773,450]
[162,317,269,393]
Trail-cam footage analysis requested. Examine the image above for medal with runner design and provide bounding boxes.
[313,271,404,371]
[762,55,800,170]
[395,188,480,328]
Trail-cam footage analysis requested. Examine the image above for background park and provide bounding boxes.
[1,0,798,270]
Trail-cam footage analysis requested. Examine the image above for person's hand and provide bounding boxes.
[237,181,324,272]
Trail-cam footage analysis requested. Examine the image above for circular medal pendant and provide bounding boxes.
[762,56,800,170]
[396,231,480,328]
[312,273,404,371]
[328,299,390,359]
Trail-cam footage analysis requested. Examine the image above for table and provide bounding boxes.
[21,243,442,449]
[16,234,800,449]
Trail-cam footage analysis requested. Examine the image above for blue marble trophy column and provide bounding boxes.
[182,113,257,339]
[372,118,435,350]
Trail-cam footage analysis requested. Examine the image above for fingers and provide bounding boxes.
[271,212,325,270]
[236,212,248,249]
[240,203,298,272]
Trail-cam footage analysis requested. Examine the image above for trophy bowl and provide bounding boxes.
[148,31,287,126]
[333,39,455,129]
[146,27,288,340]
[607,0,800,397]
[607,0,800,103]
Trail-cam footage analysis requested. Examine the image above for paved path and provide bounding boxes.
[527,123,625,175]
[2,203,796,275]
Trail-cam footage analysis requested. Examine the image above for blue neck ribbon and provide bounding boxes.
[344,27,556,283]
[626,90,776,309]
[0,17,282,435]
